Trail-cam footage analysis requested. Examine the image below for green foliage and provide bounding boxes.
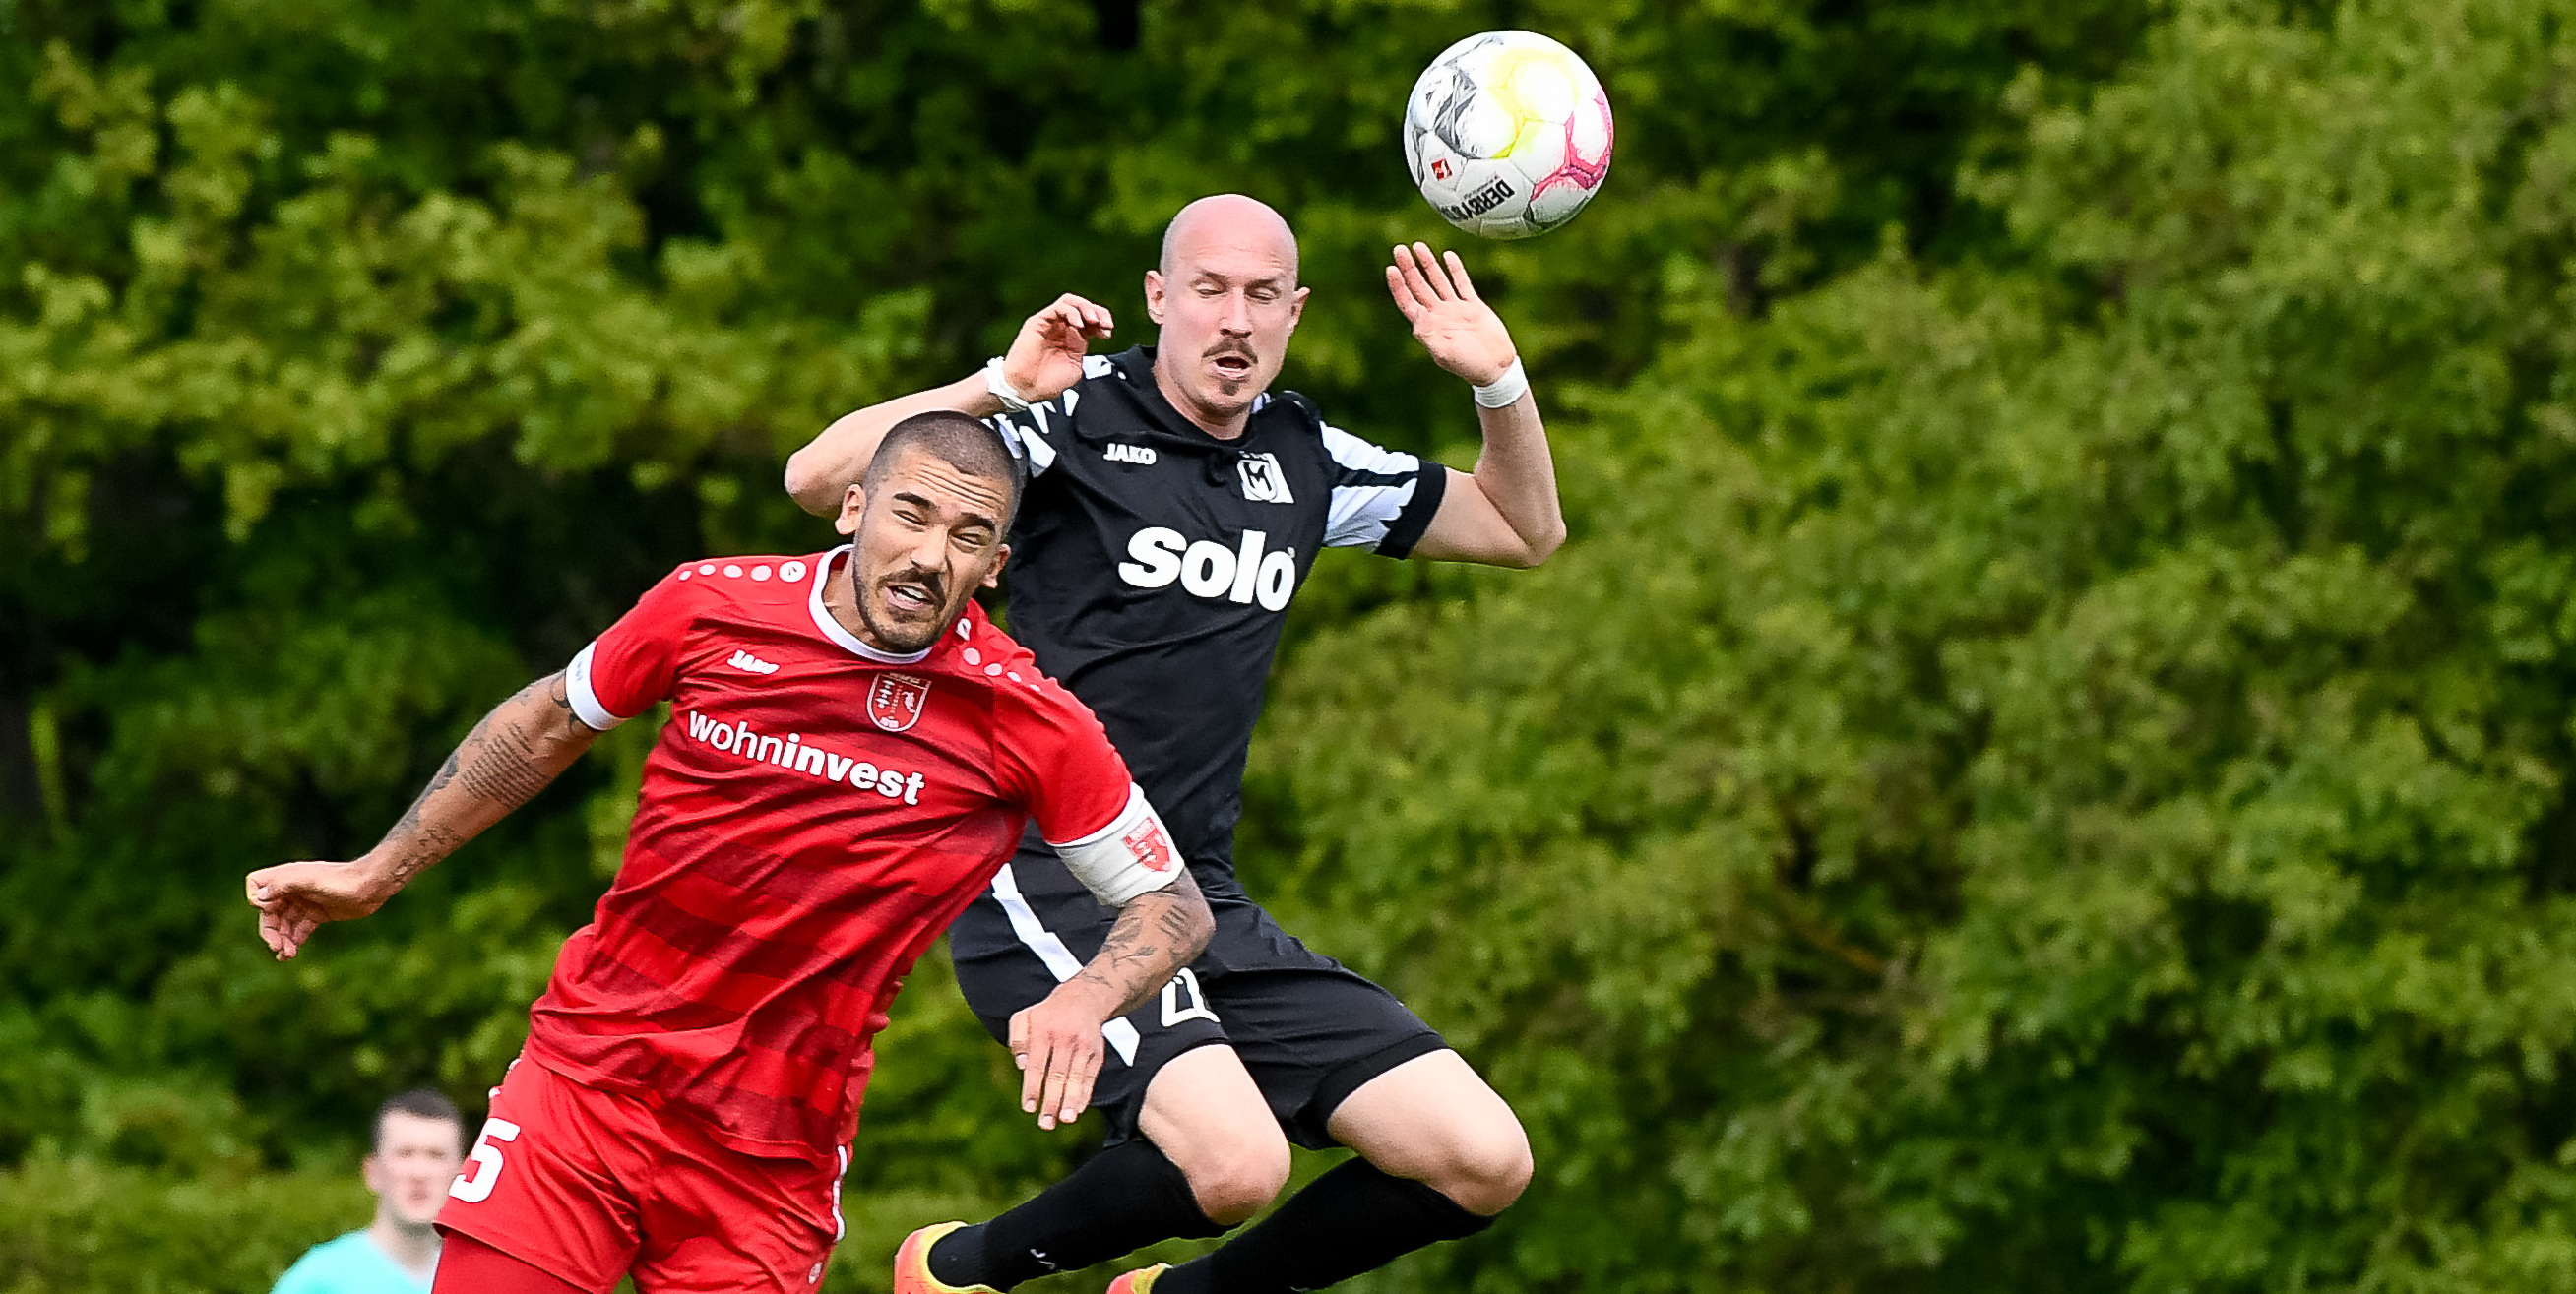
[1256,1,2576,1289]
[0,1157,365,1294]
[44,0,2576,1291]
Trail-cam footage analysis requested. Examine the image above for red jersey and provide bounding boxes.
[533,546,1136,1160]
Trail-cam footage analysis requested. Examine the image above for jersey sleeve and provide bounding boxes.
[985,354,1117,480]
[1320,423,1451,557]
[563,567,702,730]
[994,674,1183,905]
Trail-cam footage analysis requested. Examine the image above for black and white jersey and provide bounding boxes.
[987,345,1446,900]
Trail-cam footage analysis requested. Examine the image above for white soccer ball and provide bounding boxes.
[1403,31,1615,240]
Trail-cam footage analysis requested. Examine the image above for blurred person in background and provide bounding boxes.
[271,1089,466,1294]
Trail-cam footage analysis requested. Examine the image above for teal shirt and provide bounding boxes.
[271,1231,434,1294]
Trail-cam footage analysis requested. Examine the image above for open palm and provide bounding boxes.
[1385,243,1517,386]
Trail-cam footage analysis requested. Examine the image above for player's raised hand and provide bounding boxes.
[1002,293,1114,404]
[1007,988,1111,1131]
[246,859,393,960]
[1385,243,1517,387]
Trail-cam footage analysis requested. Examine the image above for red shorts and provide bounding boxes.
[433,1058,847,1293]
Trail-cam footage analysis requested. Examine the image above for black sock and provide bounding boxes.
[1154,1159,1494,1294]
[926,1139,1227,1290]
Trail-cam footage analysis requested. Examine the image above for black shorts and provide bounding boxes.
[947,834,1448,1150]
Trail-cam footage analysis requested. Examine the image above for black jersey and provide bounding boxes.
[986,345,1447,900]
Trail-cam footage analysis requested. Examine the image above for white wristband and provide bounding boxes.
[1472,358,1529,409]
[983,356,1033,413]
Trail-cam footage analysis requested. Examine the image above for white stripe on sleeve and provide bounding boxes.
[1321,424,1429,549]
[1322,423,1421,475]
[987,414,1060,477]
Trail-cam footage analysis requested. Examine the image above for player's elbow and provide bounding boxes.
[1525,520,1568,567]
[781,455,826,515]
[1445,1116,1535,1215]
[782,451,843,518]
[1496,518,1566,569]
[1173,888,1216,960]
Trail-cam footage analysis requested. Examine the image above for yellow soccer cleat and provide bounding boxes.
[892,1221,999,1294]
[1104,1264,1170,1294]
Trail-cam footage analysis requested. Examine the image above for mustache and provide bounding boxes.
[875,567,946,608]
[1204,339,1256,363]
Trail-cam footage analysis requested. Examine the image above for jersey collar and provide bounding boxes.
[807,545,935,664]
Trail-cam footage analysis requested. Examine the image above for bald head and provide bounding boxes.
[1159,194,1299,284]
[1146,194,1309,437]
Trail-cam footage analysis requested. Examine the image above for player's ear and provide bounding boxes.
[361,1152,388,1195]
[835,482,864,536]
[983,543,1010,589]
[1288,284,1310,327]
[1144,270,1165,325]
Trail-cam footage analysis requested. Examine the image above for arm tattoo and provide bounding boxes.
[1067,871,1213,1017]
[371,672,597,891]
[455,714,558,805]
[389,749,463,841]
[545,674,588,737]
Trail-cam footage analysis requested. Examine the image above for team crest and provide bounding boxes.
[1124,818,1178,872]
[866,673,931,732]
[1236,453,1294,504]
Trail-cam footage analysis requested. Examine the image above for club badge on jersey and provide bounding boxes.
[1236,453,1295,504]
[865,674,931,732]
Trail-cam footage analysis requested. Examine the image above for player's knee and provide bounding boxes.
[1181,1130,1291,1225]
[1434,1110,1533,1216]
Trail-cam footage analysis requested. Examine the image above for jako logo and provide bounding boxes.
[1117,527,1297,612]
[728,649,780,675]
[1105,443,1157,465]
[682,710,925,804]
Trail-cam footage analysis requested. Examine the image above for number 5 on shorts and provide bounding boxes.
[449,1118,522,1203]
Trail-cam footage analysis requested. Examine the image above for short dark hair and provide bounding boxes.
[374,1087,462,1151]
[864,410,1028,525]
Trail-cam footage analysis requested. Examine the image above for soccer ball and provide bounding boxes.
[1402,31,1614,240]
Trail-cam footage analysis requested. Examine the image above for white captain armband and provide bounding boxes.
[1050,784,1185,907]
[563,644,630,731]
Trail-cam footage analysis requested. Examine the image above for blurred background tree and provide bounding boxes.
[17,1,2576,1291]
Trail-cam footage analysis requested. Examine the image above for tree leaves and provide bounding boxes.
[1248,4,2576,1290]
[45,1,2542,1291]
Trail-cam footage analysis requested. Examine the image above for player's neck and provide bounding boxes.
[1150,351,1254,442]
[818,550,939,660]
[820,561,868,643]
[367,1212,441,1278]
[820,556,898,653]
